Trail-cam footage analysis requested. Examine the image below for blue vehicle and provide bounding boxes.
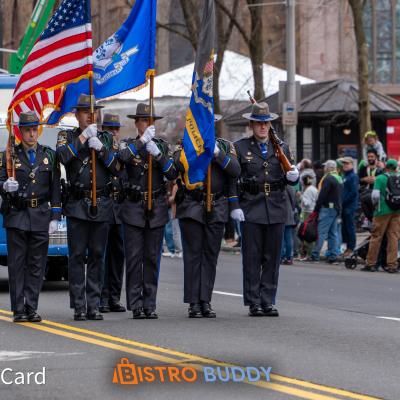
[0,74,70,280]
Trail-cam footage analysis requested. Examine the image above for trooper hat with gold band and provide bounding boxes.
[242,102,279,122]
[73,93,104,110]
[127,103,163,120]
[102,113,123,128]
[16,111,43,127]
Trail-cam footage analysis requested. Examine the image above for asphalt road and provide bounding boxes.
[0,253,399,400]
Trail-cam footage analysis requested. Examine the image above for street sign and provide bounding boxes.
[282,101,298,126]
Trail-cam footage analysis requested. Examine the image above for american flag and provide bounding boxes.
[8,0,92,140]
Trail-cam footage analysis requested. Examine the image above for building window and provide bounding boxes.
[364,0,399,84]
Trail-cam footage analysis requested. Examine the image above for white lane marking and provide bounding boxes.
[213,290,243,297]
[0,351,55,361]
[0,351,83,362]
[376,316,400,322]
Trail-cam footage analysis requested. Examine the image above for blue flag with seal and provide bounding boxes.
[179,0,215,190]
[47,0,157,124]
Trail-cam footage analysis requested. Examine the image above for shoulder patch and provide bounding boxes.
[57,130,68,147]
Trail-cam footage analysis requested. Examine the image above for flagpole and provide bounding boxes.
[89,72,97,216]
[147,73,154,214]
[6,110,16,179]
[206,163,212,214]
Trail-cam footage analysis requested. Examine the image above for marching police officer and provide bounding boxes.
[118,103,178,319]
[0,111,61,322]
[230,102,299,317]
[56,94,120,321]
[174,115,241,318]
[99,114,126,313]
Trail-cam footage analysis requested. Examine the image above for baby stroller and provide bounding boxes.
[345,190,399,271]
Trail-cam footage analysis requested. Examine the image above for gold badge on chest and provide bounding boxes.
[43,157,49,165]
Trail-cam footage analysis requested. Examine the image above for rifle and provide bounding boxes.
[246,91,293,173]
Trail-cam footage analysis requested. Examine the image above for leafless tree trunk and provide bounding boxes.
[247,0,265,100]
[348,0,371,148]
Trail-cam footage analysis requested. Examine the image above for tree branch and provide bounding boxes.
[215,0,250,45]
[179,0,200,50]
[156,21,192,44]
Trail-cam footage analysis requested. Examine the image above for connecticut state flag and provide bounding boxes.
[179,0,216,190]
[47,0,157,124]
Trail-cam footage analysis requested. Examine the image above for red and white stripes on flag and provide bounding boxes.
[8,23,93,140]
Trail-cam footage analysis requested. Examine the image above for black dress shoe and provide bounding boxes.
[144,309,158,319]
[99,305,110,313]
[27,311,42,322]
[248,304,264,317]
[262,305,279,317]
[87,310,104,320]
[13,313,28,323]
[132,308,146,319]
[188,303,202,318]
[110,303,126,312]
[201,302,216,318]
[74,311,87,321]
[25,307,42,323]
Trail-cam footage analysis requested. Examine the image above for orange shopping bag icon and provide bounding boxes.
[113,358,138,384]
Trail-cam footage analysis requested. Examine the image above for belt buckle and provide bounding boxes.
[30,198,38,208]
[264,183,271,194]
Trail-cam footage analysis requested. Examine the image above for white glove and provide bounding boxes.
[140,125,155,144]
[286,167,299,182]
[48,220,58,234]
[230,209,245,222]
[3,178,19,193]
[81,123,98,139]
[146,140,161,157]
[88,136,103,152]
[371,189,380,205]
[214,142,220,156]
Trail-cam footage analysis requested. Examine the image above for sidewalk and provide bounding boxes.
[221,230,371,255]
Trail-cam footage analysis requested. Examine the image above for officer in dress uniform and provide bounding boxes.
[99,114,126,313]
[0,111,61,322]
[230,102,299,317]
[118,103,178,319]
[56,94,120,321]
[174,115,241,318]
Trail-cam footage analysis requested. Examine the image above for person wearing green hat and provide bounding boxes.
[362,159,400,272]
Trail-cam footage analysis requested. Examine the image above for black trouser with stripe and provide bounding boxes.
[241,221,284,306]
[101,223,124,306]
[179,218,224,304]
[124,222,164,311]
[67,217,109,313]
[7,228,49,313]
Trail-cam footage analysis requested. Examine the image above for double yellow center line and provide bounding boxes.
[0,309,381,400]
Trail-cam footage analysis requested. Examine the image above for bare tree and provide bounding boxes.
[348,0,371,147]
[157,0,240,132]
